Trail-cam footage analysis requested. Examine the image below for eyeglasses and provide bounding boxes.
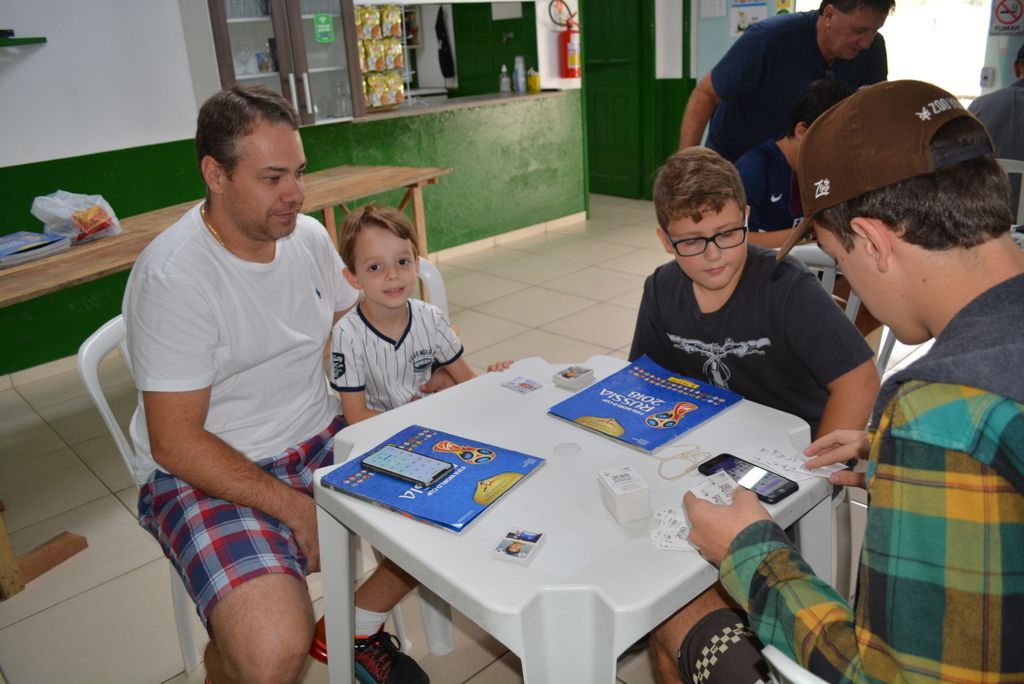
[662,225,748,257]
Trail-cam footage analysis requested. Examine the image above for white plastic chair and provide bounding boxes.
[997,158,1024,225]
[762,645,829,684]
[418,256,449,316]
[785,244,894,373]
[77,315,204,673]
[785,244,861,323]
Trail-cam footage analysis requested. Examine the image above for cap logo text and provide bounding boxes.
[814,178,831,199]
[916,96,962,122]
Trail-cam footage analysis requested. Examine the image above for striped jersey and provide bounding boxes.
[330,299,463,412]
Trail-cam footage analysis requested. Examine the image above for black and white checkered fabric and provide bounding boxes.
[677,608,771,684]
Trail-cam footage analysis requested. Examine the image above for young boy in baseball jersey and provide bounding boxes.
[325,204,508,678]
[330,203,507,422]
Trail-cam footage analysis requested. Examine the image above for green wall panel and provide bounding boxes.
[4,140,204,233]
[0,92,585,375]
[450,4,538,97]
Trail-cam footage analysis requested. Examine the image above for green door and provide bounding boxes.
[583,0,644,198]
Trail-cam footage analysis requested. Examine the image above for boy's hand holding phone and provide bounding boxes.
[697,453,798,504]
[683,489,771,565]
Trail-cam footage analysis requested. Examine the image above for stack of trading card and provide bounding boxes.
[552,365,595,390]
[597,465,651,524]
[492,528,546,565]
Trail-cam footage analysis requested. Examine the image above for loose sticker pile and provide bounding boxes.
[747,447,847,482]
[649,472,741,551]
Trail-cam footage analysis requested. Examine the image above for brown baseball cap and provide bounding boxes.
[776,80,993,260]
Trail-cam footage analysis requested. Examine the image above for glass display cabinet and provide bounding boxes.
[208,0,365,122]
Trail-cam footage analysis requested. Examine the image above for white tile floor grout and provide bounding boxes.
[0,194,917,683]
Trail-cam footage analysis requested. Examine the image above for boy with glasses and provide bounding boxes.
[630,146,878,441]
[633,146,880,683]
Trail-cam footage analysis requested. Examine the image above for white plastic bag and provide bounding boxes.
[30,190,122,244]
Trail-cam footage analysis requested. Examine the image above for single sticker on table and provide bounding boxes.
[502,376,542,393]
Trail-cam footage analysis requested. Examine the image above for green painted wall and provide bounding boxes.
[450,3,538,97]
[1,91,585,375]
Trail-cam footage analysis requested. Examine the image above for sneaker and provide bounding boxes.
[354,629,430,684]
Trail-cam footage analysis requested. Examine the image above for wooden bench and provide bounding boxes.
[0,164,452,309]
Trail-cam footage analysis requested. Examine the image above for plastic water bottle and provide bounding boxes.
[513,55,527,94]
[499,64,511,93]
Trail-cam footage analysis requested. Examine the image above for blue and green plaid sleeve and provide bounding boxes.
[720,381,1024,683]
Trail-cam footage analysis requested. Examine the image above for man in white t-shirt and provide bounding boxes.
[124,86,428,684]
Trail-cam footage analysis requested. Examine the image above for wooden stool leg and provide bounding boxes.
[0,505,25,599]
[0,501,89,601]
[18,532,88,584]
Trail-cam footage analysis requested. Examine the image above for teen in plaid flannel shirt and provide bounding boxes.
[670,81,1024,683]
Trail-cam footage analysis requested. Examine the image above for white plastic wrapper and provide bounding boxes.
[30,190,122,244]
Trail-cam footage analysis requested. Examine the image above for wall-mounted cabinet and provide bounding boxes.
[208,0,366,122]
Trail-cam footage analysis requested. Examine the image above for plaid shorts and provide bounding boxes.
[677,608,770,684]
[138,415,346,624]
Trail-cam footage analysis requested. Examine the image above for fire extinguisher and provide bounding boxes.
[559,17,581,79]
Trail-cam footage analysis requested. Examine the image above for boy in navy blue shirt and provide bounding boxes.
[737,79,854,248]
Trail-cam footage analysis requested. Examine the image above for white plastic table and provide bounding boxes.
[315,356,832,683]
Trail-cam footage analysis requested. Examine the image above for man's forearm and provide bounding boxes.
[154,430,305,526]
[680,75,720,149]
[747,228,797,249]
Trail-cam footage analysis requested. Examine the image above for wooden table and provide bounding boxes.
[302,165,451,255]
[0,164,452,309]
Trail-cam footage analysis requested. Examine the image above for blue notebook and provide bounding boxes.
[321,425,545,533]
[548,355,743,452]
[0,231,70,267]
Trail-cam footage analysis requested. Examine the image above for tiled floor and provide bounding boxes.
[0,194,927,683]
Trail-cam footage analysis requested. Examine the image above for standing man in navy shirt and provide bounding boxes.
[679,0,893,162]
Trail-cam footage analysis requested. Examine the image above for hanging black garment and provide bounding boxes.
[436,6,456,79]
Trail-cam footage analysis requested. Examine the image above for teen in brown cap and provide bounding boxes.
[675,80,1024,682]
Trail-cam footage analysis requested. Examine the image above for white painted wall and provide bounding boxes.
[655,0,684,79]
[415,4,459,89]
[0,0,201,167]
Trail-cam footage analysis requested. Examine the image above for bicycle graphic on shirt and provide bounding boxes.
[665,335,771,389]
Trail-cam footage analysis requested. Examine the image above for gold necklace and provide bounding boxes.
[200,202,228,249]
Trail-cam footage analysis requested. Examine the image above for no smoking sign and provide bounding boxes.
[991,0,1024,34]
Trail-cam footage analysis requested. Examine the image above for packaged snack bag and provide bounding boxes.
[365,39,386,71]
[385,38,404,70]
[366,72,386,108]
[388,70,405,104]
[380,5,403,37]
[356,6,381,39]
